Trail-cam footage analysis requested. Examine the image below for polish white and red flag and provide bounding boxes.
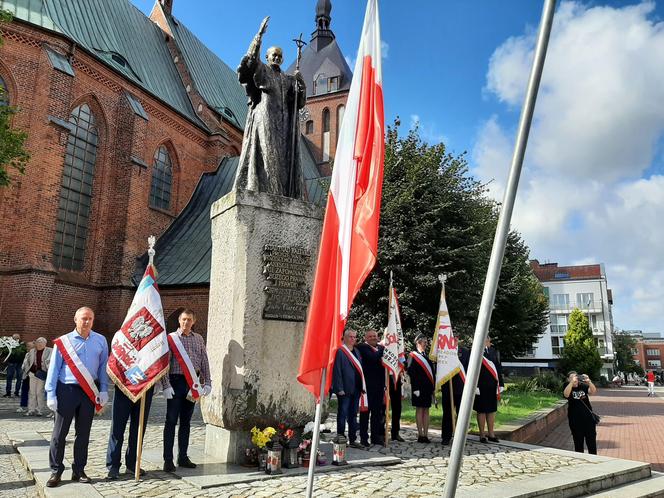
[298,0,385,399]
[429,281,464,389]
[107,264,170,402]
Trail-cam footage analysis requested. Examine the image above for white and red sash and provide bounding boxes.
[482,355,501,400]
[54,334,103,413]
[168,332,204,401]
[410,351,434,387]
[340,344,369,412]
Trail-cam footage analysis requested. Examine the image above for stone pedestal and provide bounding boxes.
[202,189,323,463]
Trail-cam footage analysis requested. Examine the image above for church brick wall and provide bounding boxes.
[0,21,241,340]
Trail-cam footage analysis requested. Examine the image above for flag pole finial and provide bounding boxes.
[438,274,447,285]
[148,236,156,267]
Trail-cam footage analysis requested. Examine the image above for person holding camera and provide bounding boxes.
[564,371,598,454]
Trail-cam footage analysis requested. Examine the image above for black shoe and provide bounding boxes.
[372,438,385,446]
[479,437,488,443]
[441,437,451,446]
[163,460,176,473]
[177,457,197,469]
[488,436,499,443]
[106,469,120,480]
[46,472,62,487]
[72,471,91,483]
[3,393,11,398]
[393,435,405,442]
[124,468,146,477]
[349,441,363,449]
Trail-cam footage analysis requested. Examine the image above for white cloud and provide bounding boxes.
[410,114,447,145]
[381,40,389,59]
[473,1,664,333]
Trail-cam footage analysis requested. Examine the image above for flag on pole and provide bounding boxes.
[297,0,385,399]
[107,261,170,402]
[429,278,462,388]
[382,285,405,386]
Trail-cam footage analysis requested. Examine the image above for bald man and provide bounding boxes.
[45,307,109,487]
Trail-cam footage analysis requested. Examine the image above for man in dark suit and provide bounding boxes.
[356,330,386,447]
[331,329,364,449]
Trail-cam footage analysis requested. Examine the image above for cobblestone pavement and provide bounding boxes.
[0,387,591,497]
[540,387,664,471]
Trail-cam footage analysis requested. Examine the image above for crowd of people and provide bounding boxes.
[331,328,504,447]
[2,306,211,488]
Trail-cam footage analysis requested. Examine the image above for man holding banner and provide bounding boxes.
[106,258,170,480]
[45,307,109,487]
[382,281,406,442]
[160,309,211,472]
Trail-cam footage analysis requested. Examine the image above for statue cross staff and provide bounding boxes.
[288,33,307,197]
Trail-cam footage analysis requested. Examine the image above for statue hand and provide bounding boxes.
[258,16,269,37]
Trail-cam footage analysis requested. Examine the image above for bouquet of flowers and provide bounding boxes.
[0,336,20,363]
[251,426,277,450]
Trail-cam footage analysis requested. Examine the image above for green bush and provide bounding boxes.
[508,372,565,394]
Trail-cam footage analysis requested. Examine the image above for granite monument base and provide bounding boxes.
[202,189,323,463]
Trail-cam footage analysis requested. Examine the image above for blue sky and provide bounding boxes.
[133,1,664,335]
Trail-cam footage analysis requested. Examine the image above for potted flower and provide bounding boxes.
[298,421,315,467]
[279,427,300,468]
[250,426,276,471]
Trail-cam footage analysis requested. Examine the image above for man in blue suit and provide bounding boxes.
[331,329,364,449]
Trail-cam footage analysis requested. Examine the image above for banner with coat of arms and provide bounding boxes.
[107,249,170,402]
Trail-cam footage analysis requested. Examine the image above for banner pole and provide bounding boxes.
[442,1,556,496]
[449,381,456,433]
[305,367,327,498]
[384,369,390,447]
[135,393,146,482]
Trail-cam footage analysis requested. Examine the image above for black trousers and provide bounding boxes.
[163,375,196,462]
[441,382,462,439]
[49,382,95,474]
[106,387,154,471]
[389,378,402,438]
[360,389,385,444]
[571,426,597,454]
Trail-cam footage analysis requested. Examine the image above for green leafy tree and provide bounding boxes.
[612,332,644,378]
[0,10,30,187]
[559,308,603,379]
[347,124,548,358]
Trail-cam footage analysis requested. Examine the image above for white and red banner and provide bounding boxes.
[107,264,170,402]
[298,0,385,399]
[168,332,203,401]
[429,282,462,389]
[382,285,405,386]
[54,334,103,413]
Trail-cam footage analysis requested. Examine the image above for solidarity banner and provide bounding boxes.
[429,280,461,388]
[107,264,170,402]
[382,285,405,386]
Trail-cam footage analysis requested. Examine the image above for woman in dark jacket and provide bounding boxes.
[473,336,504,443]
[407,334,436,443]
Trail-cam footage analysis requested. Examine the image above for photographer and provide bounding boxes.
[564,371,598,454]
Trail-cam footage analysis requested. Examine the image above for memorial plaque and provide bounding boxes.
[262,244,311,321]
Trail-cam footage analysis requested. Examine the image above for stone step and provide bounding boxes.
[586,473,664,498]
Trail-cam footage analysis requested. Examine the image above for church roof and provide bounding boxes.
[285,0,352,99]
[132,145,328,287]
[0,0,246,131]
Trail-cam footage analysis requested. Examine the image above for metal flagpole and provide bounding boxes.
[305,367,327,498]
[442,1,556,496]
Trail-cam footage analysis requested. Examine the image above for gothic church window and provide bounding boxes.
[53,104,99,271]
[336,104,345,143]
[0,75,8,105]
[305,120,314,135]
[149,145,173,210]
[322,108,330,161]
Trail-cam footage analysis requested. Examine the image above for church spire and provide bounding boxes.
[311,0,334,52]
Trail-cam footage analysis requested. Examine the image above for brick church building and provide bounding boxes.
[0,0,350,340]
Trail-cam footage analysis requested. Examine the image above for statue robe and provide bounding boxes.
[234,56,306,199]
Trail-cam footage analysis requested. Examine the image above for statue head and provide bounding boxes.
[265,46,283,67]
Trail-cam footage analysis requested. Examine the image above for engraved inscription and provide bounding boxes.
[262,245,311,321]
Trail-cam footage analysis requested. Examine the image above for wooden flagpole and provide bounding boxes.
[135,393,146,481]
[384,270,394,447]
[449,381,457,433]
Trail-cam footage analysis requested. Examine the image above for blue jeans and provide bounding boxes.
[5,363,22,395]
[336,392,360,443]
[106,387,154,471]
[163,375,196,462]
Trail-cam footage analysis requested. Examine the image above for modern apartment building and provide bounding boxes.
[503,260,615,378]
